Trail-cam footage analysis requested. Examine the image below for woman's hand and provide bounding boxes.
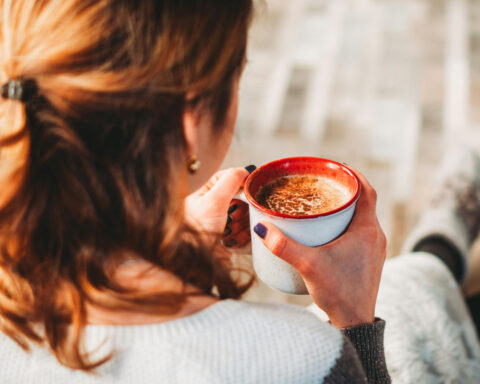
[253,170,386,329]
[222,199,251,249]
[185,167,252,248]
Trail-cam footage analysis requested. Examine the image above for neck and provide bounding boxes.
[86,260,218,326]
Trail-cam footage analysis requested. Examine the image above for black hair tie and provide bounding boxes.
[0,78,37,102]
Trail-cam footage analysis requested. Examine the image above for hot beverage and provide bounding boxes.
[255,175,351,216]
[241,157,360,294]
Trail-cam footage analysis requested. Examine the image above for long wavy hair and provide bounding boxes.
[0,0,253,371]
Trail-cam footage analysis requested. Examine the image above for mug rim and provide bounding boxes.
[243,157,361,220]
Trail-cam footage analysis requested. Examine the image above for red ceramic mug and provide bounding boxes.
[236,157,360,294]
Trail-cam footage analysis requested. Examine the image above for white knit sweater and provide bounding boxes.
[5,252,476,383]
[0,300,351,384]
[376,252,480,383]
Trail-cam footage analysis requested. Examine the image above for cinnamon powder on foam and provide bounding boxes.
[255,175,350,216]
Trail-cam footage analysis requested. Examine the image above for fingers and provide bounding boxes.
[224,215,249,236]
[351,168,377,207]
[347,168,379,229]
[193,169,229,195]
[223,227,251,248]
[331,168,386,254]
[224,201,248,235]
[252,221,314,270]
[207,168,249,204]
[227,201,248,220]
[223,204,250,248]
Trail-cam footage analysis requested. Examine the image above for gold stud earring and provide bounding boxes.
[187,155,201,174]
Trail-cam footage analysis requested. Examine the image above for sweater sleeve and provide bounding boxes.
[323,318,390,384]
[340,318,391,384]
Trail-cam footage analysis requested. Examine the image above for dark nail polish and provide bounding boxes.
[226,216,232,225]
[245,165,257,174]
[225,238,237,247]
[228,204,238,215]
[254,223,267,239]
[223,226,232,237]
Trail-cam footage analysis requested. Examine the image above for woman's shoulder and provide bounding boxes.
[203,299,344,359]
[219,299,340,339]
[103,299,345,365]
[190,299,346,382]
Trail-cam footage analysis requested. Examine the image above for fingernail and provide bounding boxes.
[253,223,267,239]
[226,216,232,225]
[223,226,232,237]
[228,204,238,215]
[245,165,257,174]
[225,238,237,247]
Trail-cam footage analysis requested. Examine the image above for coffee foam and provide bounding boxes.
[255,175,351,216]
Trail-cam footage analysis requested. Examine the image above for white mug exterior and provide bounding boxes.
[235,191,358,294]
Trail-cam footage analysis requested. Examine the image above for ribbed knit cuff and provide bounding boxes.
[341,318,390,384]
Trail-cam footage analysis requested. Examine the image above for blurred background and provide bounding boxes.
[222,0,480,306]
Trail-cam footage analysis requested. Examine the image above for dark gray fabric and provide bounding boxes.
[414,236,464,282]
[341,318,391,384]
[323,336,368,384]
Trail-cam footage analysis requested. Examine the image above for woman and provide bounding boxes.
[0,1,390,383]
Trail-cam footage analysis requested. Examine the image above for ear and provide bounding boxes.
[183,107,198,158]
[183,89,202,159]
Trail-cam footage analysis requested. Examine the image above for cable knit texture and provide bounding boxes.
[376,252,480,383]
[0,300,388,384]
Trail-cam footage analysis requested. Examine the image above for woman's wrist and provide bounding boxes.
[327,305,376,329]
[330,316,375,329]
[311,289,377,329]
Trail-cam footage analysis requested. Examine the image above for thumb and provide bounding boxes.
[253,221,314,271]
[207,167,249,204]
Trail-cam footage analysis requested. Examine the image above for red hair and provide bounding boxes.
[0,0,253,370]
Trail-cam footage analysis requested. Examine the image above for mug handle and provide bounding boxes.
[233,190,249,204]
